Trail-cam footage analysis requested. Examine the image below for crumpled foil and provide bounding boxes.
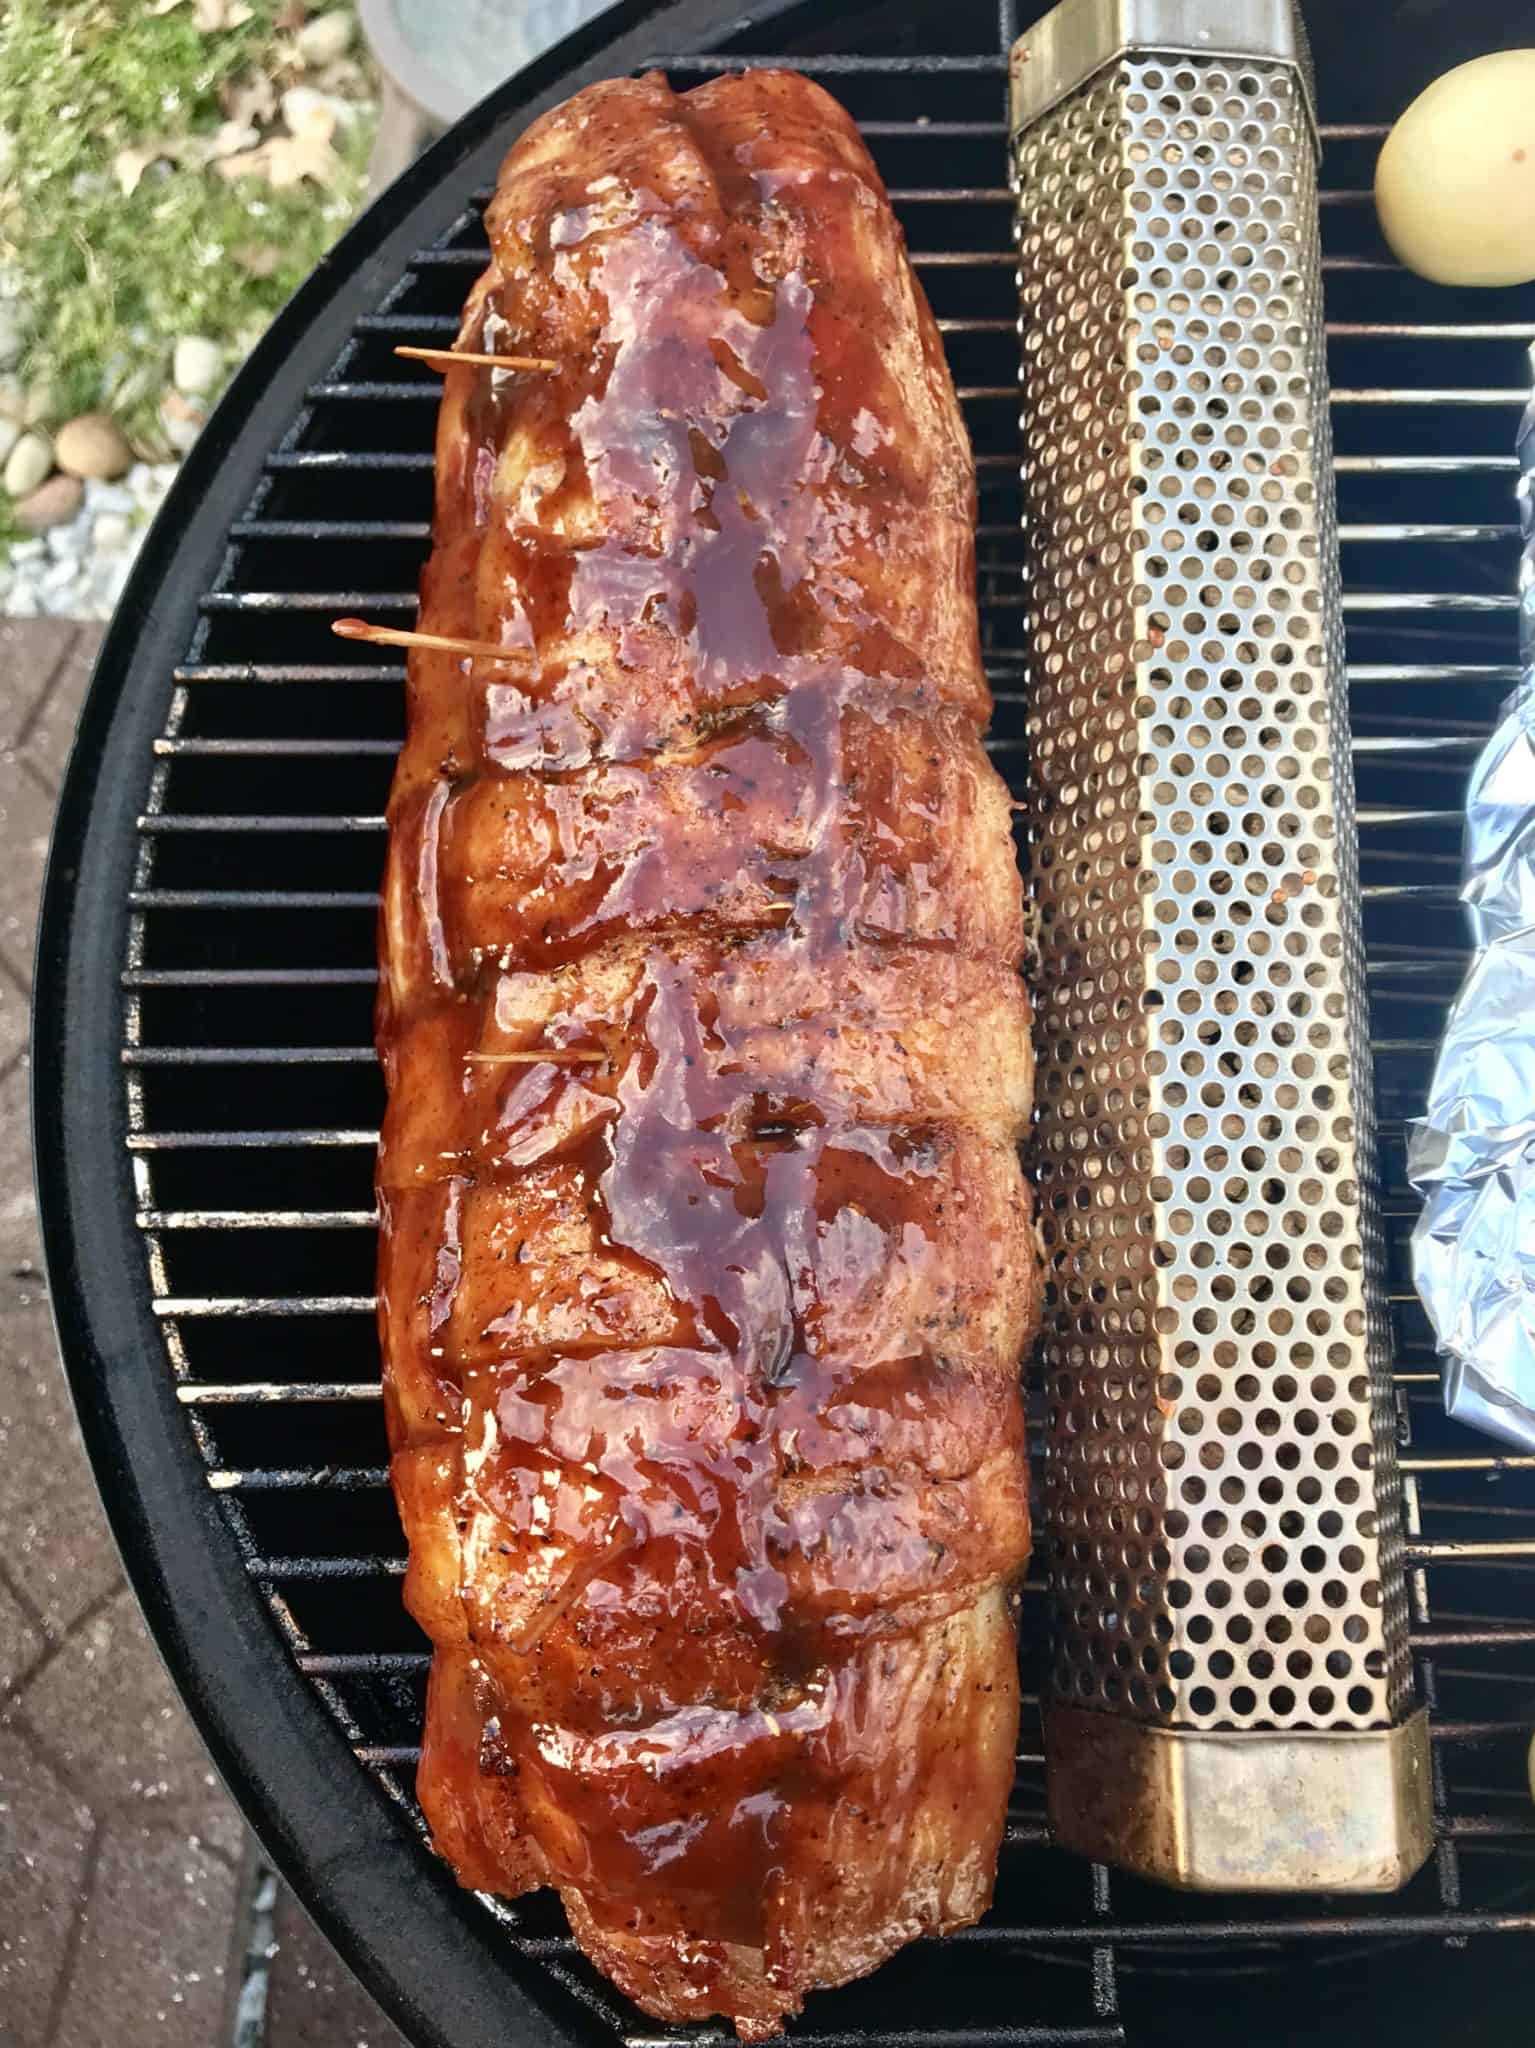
[1409,341,1535,1449]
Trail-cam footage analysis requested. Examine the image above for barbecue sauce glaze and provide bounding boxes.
[377,68,1036,2037]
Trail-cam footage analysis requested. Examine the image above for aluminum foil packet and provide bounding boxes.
[1409,341,1535,1449]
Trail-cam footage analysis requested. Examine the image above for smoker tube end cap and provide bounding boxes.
[1010,0,1312,135]
[1045,1705,1435,1891]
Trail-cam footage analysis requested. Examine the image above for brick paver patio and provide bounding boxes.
[0,618,404,2048]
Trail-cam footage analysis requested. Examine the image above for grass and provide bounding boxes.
[0,0,372,454]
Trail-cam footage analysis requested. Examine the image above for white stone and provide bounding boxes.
[4,430,52,498]
[107,364,157,417]
[0,418,18,470]
[127,461,178,508]
[172,334,222,397]
[0,302,23,372]
[0,375,22,424]
[8,537,45,564]
[281,85,331,138]
[6,586,38,617]
[92,512,134,553]
[296,8,354,64]
[21,378,54,428]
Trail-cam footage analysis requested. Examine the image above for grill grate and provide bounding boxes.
[96,3,1535,2043]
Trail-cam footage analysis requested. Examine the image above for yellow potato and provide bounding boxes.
[1374,50,1535,287]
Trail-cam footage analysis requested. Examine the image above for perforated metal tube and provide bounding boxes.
[1010,0,1432,1889]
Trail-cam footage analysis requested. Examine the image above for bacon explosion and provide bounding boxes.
[377,67,1038,2039]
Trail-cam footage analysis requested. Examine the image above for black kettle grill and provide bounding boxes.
[33,2,1535,2044]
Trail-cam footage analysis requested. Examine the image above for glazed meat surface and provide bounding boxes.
[377,67,1037,2037]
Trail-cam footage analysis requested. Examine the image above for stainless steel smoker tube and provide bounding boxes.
[1010,0,1433,1890]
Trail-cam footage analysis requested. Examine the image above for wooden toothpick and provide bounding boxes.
[331,618,529,665]
[466,1049,606,1066]
[395,345,559,374]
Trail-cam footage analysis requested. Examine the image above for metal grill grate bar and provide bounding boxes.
[140,1208,378,1227]
[129,1129,377,1149]
[154,740,401,758]
[122,969,379,986]
[247,1556,406,1579]
[127,890,382,908]
[1333,388,1530,404]
[298,1650,429,1672]
[200,590,417,611]
[124,1047,377,1065]
[155,1295,376,1316]
[332,1908,1535,1948]
[176,1380,383,1401]
[231,520,431,541]
[211,1468,392,1489]
[173,666,406,682]
[137,816,387,832]
[1336,455,1519,471]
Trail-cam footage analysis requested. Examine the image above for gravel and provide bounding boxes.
[0,465,178,619]
[1,386,195,621]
